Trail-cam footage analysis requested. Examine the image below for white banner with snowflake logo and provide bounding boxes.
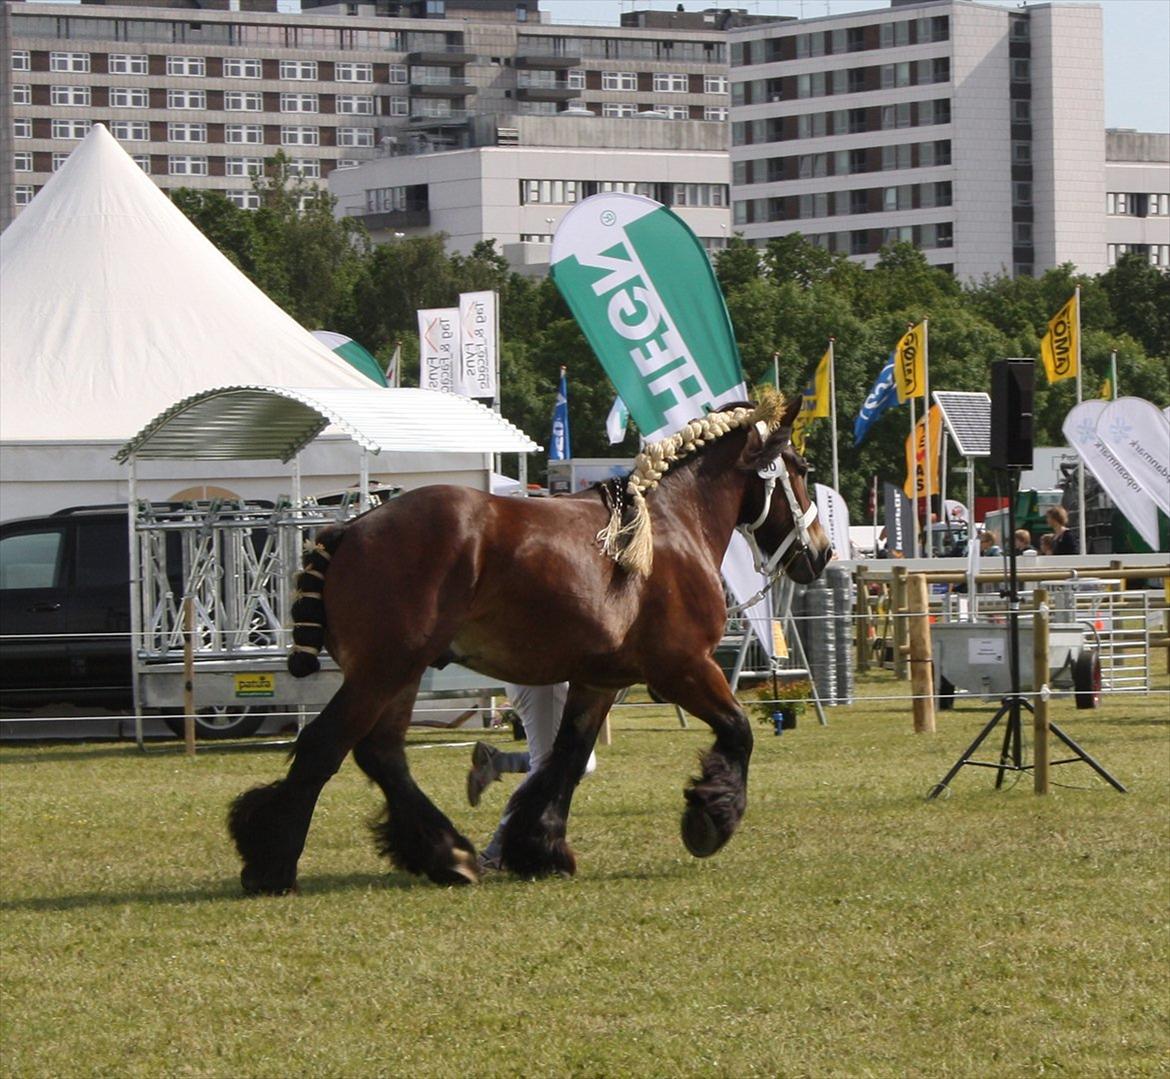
[1063,400,1162,550]
[1097,397,1170,517]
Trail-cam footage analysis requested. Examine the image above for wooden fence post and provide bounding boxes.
[855,565,870,673]
[1033,587,1050,794]
[907,573,936,734]
[892,565,909,681]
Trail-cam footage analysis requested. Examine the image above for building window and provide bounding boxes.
[281,93,319,113]
[108,54,149,75]
[14,186,35,207]
[226,157,263,177]
[225,124,264,144]
[168,123,207,143]
[52,152,71,171]
[168,89,206,110]
[280,60,318,81]
[704,106,728,122]
[653,73,688,93]
[519,178,580,205]
[51,119,92,139]
[51,85,92,107]
[289,158,321,179]
[336,95,374,115]
[567,69,586,90]
[13,118,32,139]
[704,74,728,95]
[601,103,637,118]
[281,125,319,146]
[1011,99,1031,124]
[224,58,262,79]
[389,97,408,117]
[602,71,637,92]
[1014,181,1032,206]
[168,155,208,176]
[338,126,375,147]
[50,52,90,73]
[335,158,362,170]
[671,183,727,207]
[1013,221,1033,244]
[1010,58,1030,82]
[13,151,33,172]
[336,62,372,82]
[110,87,150,108]
[110,120,149,141]
[227,190,261,210]
[660,105,690,120]
[167,56,206,77]
[389,64,408,84]
[11,50,30,71]
[12,84,31,105]
[225,91,263,111]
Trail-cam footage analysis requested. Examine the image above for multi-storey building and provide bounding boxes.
[728,0,1115,280]
[1104,129,1170,270]
[1,0,741,234]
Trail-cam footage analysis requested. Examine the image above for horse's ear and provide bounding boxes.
[738,418,785,472]
[781,393,803,429]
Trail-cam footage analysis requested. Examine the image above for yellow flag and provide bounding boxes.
[904,404,942,498]
[791,349,831,452]
[894,322,925,402]
[1040,295,1078,383]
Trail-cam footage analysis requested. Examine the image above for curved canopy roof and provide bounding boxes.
[117,386,542,462]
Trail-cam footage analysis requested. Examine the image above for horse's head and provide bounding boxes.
[736,393,832,585]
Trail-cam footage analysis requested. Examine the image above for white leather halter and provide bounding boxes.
[739,421,819,580]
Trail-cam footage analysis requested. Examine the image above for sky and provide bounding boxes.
[541,0,1170,133]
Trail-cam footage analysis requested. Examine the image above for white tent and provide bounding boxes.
[0,124,372,443]
[0,125,531,519]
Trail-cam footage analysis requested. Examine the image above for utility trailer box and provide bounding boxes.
[931,621,1087,699]
[547,459,634,495]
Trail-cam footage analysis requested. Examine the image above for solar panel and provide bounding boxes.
[933,390,991,457]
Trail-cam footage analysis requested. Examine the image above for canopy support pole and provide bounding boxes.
[359,448,370,512]
[518,452,529,497]
[128,455,146,750]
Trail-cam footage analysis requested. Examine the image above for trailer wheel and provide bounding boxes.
[937,675,956,711]
[164,705,267,740]
[1072,650,1101,710]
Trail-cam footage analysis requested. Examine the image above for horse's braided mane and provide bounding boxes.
[597,386,787,577]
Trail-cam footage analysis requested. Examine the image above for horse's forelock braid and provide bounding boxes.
[597,402,766,576]
[288,523,346,678]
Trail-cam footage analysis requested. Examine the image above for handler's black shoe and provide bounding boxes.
[466,741,501,807]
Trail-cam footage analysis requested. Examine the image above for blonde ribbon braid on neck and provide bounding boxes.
[596,389,787,576]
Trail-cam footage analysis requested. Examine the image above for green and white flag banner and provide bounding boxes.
[417,307,459,393]
[550,193,746,443]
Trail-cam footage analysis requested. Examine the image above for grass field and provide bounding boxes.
[2,669,1167,1078]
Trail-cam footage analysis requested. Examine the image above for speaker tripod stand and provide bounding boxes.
[927,458,1125,799]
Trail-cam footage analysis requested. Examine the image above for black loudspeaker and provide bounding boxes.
[989,358,1034,470]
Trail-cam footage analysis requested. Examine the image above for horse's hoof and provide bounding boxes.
[427,847,480,886]
[681,805,721,858]
[241,865,298,896]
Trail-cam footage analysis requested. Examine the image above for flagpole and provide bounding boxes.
[828,337,839,494]
[909,395,919,558]
[772,352,780,391]
[493,290,502,476]
[1110,347,1118,399]
[1075,286,1086,554]
[922,317,932,556]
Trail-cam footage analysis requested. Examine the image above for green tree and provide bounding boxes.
[1100,252,1170,359]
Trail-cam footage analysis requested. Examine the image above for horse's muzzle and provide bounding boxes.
[787,541,832,585]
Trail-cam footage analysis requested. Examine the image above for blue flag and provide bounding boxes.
[550,367,571,460]
[854,355,899,445]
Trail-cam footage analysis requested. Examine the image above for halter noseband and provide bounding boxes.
[739,421,819,581]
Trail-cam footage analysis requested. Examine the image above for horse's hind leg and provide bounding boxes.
[662,657,754,859]
[353,703,479,886]
[228,684,363,895]
[500,686,616,878]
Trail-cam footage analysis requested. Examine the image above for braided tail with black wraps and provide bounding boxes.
[288,523,347,678]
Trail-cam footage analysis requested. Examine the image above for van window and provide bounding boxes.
[0,530,65,590]
[74,520,132,589]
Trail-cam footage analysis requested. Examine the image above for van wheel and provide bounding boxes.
[1072,651,1101,710]
[163,705,267,740]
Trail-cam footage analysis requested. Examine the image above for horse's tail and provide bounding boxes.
[288,523,347,678]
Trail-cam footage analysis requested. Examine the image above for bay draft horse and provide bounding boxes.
[228,389,831,893]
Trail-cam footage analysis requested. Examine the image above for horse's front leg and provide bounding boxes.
[658,657,753,859]
[500,686,617,878]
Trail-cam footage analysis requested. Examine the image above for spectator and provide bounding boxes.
[979,529,1002,557]
[1039,533,1054,555]
[1014,529,1037,555]
[1045,505,1078,555]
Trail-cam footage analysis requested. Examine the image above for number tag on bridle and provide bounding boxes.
[757,458,784,480]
